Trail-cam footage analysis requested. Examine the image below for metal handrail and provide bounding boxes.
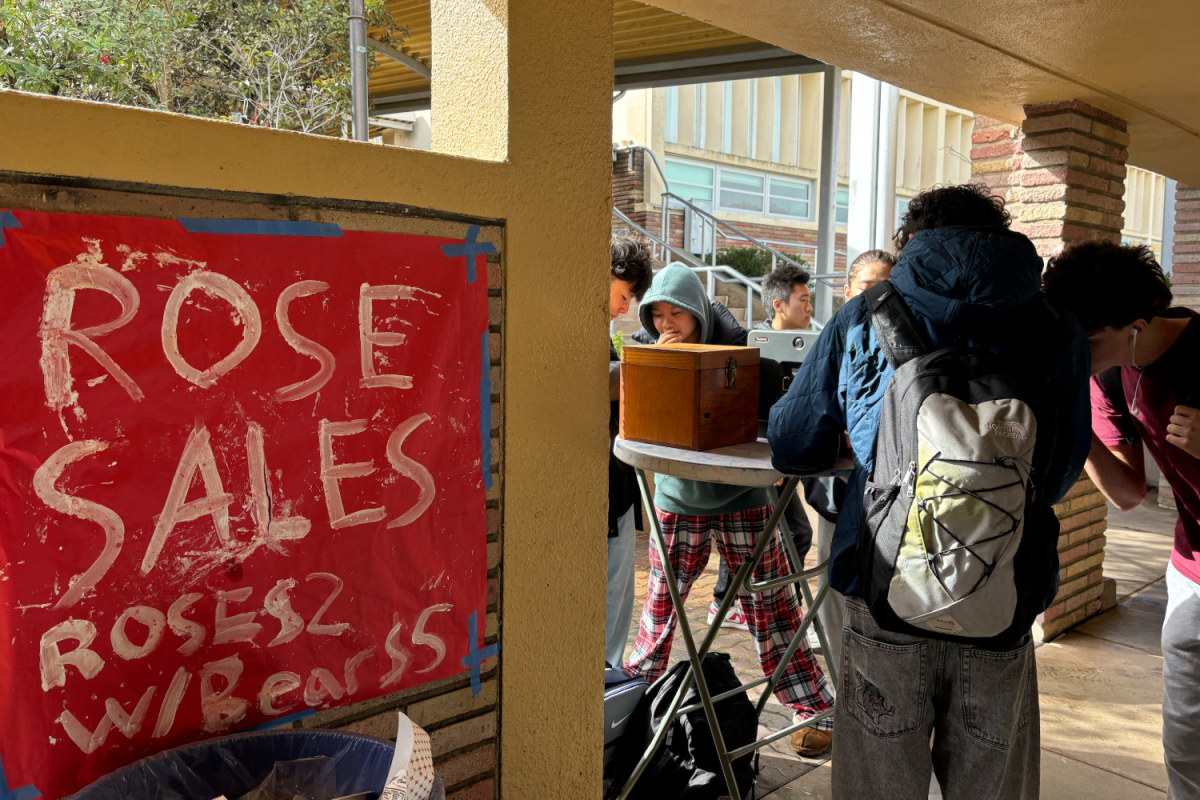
[611,206,827,331]
[612,208,767,328]
[614,144,670,194]
[613,145,674,265]
[611,147,845,284]
[662,191,820,278]
[612,206,706,269]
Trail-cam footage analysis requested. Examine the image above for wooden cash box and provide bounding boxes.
[619,343,760,451]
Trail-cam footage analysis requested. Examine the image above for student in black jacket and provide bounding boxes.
[606,232,654,667]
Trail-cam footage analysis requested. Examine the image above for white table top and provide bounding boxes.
[614,437,854,487]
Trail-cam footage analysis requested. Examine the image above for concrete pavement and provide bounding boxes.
[621,490,1179,798]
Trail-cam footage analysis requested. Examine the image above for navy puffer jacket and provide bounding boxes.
[768,226,1092,598]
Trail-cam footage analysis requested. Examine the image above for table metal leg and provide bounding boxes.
[616,471,838,800]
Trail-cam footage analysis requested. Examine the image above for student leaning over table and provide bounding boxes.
[1043,241,1200,800]
[605,231,655,669]
[623,262,836,757]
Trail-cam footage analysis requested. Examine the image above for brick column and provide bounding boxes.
[612,147,645,220]
[968,115,1023,206]
[971,99,1128,640]
[1012,100,1130,255]
[1172,183,1200,312]
[1160,182,1200,510]
[1042,479,1115,639]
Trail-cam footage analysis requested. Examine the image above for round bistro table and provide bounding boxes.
[612,436,852,800]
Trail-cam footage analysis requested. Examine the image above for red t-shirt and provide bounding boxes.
[1091,308,1200,584]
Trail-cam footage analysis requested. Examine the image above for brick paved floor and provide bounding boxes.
[622,523,833,794]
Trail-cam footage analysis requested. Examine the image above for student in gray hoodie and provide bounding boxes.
[624,263,835,755]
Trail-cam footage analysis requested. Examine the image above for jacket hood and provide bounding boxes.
[638,262,715,343]
[888,226,1043,326]
[631,298,747,346]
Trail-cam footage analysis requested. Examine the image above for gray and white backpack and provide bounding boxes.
[858,281,1061,650]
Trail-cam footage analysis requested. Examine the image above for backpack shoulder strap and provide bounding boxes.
[863,280,932,369]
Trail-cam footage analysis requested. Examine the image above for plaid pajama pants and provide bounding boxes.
[624,504,835,728]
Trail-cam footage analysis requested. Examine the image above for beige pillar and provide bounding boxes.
[430,0,508,161]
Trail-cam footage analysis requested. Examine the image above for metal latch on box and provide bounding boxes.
[725,357,737,389]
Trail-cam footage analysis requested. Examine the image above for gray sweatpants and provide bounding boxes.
[831,597,1039,800]
[1164,562,1200,800]
[814,516,845,673]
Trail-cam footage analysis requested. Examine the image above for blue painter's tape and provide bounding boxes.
[0,211,21,249]
[0,754,40,800]
[237,709,317,733]
[177,218,342,237]
[479,331,494,491]
[440,225,498,284]
[459,611,500,696]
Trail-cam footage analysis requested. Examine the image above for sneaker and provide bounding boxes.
[789,726,833,757]
[807,627,821,649]
[707,600,750,631]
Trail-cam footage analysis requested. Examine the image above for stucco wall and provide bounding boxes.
[0,0,614,795]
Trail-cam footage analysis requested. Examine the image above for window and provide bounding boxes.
[748,80,758,160]
[772,77,782,163]
[836,188,849,226]
[896,197,911,228]
[722,82,733,153]
[719,170,764,213]
[769,177,810,219]
[665,86,679,144]
[665,160,714,205]
[665,157,814,221]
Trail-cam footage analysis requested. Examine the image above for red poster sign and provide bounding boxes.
[0,209,492,798]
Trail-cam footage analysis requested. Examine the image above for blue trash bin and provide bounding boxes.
[71,729,444,800]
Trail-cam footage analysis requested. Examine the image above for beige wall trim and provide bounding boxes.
[0,169,504,228]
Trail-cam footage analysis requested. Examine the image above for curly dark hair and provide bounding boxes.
[760,264,810,321]
[1043,240,1172,332]
[610,230,654,299]
[894,183,1012,251]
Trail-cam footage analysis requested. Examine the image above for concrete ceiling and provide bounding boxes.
[650,0,1200,186]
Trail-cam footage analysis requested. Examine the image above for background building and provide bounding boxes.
[611,76,1173,298]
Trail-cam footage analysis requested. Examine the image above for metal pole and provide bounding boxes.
[661,191,669,264]
[847,74,881,265]
[348,0,369,141]
[1162,178,1178,275]
[876,84,900,250]
[816,64,842,326]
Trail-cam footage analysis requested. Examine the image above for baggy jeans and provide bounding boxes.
[1164,562,1200,800]
[831,597,1039,800]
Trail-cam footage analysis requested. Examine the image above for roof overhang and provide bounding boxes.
[613,44,824,90]
[647,0,1200,186]
[368,1,824,115]
[371,43,825,114]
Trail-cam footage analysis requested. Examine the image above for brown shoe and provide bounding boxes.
[789,727,833,757]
